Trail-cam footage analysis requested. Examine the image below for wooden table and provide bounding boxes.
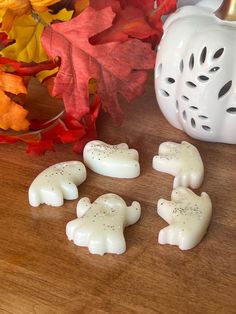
[0,74,235,314]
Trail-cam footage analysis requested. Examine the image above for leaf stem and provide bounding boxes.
[31,11,49,27]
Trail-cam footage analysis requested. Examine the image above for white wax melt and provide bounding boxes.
[83,140,140,178]
[157,187,212,250]
[153,141,204,189]
[29,161,86,207]
[66,193,141,255]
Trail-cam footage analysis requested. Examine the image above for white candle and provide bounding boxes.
[29,161,86,207]
[66,193,141,255]
[153,141,204,189]
[157,187,212,250]
[83,140,140,178]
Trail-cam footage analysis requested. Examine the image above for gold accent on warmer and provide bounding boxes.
[215,0,236,21]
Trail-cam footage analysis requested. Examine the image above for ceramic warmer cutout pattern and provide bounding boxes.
[155,4,236,144]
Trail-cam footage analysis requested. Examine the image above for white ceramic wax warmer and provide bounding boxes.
[155,0,236,144]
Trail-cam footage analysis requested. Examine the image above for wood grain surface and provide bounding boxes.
[0,74,235,314]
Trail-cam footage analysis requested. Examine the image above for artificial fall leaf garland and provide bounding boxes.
[0,0,177,155]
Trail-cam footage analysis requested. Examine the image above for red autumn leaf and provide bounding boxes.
[0,57,58,76]
[0,116,86,155]
[0,95,101,155]
[90,1,156,44]
[121,0,177,18]
[89,0,120,12]
[72,95,101,153]
[120,0,154,13]
[26,140,54,155]
[156,0,177,17]
[121,0,177,29]
[0,134,19,143]
[149,0,177,30]
[41,119,86,143]
[90,0,176,46]
[41,6,155,124]
[72,127,96,153]
[0,32,15,48]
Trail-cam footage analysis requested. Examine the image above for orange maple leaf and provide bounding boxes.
[0,70,29,131]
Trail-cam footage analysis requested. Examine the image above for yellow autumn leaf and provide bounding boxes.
[0,0,61,15]
[0,9,5,21]
[36,67,59,83]
[0,8,73,63]
[0,70,29,131]
[0,0,61,31]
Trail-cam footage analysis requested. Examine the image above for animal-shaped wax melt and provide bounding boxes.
[83,140,140,178]
[66,193,141,255]
[29,161,86,207]
[153,141,204,189]
[157,187,212,250]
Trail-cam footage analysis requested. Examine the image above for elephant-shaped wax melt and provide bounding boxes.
[29,161,86,207]
[66,193,141,255]
[83,140,140,178]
